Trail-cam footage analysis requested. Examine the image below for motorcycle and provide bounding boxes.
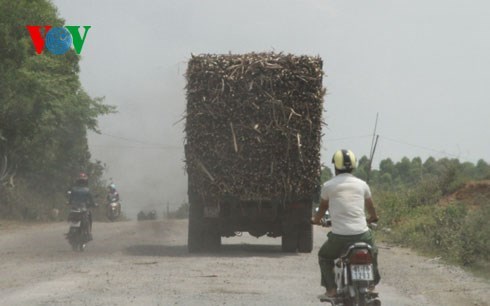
[106,197,121,221]
[66,206,91,252]
[137,209,157,221]
[318,217,381,306]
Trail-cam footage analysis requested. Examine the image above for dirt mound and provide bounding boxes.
[442,180,490,208]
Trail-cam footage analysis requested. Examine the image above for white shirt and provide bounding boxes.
[321,173,371,235]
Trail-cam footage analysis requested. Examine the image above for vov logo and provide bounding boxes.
[26,25,91,55]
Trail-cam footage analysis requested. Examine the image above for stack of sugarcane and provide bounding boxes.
[185,52,325,202]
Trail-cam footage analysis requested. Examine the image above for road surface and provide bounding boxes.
[0,219,488,305]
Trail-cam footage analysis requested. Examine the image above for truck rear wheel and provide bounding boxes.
[202,227,221,251]
[297,223,313,253]
[281,229,298,252]
[187,203,202,253]
[188,202,221,252]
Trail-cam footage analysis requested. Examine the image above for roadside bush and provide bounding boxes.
[385,205,435,250]
[374,177,442,228]
[369,156,490,275]
[0,165,110,222]
[167,202,189,219]
[407,177,442,207]
[427,203,468,260]
[375,190,410,227]
[462,201,490,267]
[379,194,490,272]
[0,179,66,221]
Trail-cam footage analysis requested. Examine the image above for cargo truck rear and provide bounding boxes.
[185,52,325,252]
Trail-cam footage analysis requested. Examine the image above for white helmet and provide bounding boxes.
[332,149,357,171]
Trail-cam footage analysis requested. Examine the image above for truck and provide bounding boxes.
[184,52,324,253]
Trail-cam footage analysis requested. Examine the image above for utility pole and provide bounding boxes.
[367,113,379,184]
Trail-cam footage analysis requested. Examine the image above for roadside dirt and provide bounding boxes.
[0,219,488,306]
[440,180,490,208]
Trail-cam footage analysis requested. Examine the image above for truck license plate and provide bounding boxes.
[351,264,374,281]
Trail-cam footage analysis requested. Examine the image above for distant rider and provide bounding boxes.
[106,183,120,203]
[311,149,380,298]
[69,172,96,240]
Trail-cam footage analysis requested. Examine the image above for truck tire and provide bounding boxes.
[298,223,313,253]
[188,202,221,252]
[281,229,298,252]
[202,227,221,251]
[188,203,203,253]
[298,202,313,253]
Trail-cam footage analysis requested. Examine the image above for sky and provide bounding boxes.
[52,0,490,216]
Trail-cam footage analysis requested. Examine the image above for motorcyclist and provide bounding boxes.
[106,183,121,218]
[68,172,96,240]
[311,149,380,298]
[106,183,120,203]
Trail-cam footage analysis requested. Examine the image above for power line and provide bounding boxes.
[379,135,460,158]
[93,132,181,149]
[324,134,372,142]
[91,144,182,150]
[93,132,462,159]
[323,133,465,160]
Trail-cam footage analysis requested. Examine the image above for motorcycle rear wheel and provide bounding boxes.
[354,290,367,306]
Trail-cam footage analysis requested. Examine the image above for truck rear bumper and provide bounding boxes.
[200,200,311,238]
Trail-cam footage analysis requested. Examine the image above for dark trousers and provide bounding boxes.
[318,230,381,290]
[87,210,92,233]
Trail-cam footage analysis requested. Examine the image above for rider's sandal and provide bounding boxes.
[367,285,379,297]
[318,293,336,301]
[319,289,336,298]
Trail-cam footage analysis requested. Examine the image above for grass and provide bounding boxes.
[375,186,490,279]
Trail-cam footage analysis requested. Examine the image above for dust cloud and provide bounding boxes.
[87,64,188,219]
[53,0,490,220]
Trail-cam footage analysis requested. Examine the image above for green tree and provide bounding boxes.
[354,155,370,181]
[379,158,395,175]
[475,159,490,179]
[408,157,423,183]
[0,0,115,219]
[320,165,333,183]
[423,156,438,174]
[379,172,392,186]
[395,157,411,183]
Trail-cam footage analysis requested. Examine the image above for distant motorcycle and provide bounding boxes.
[66,205,92,252]
[137,209,157,221]
[148,210,157,220]
[318,218,381,306]
[106,197,121,221]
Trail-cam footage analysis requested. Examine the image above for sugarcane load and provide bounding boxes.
[185,52,325,252]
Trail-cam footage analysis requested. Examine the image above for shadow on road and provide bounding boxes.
[125,243,302,258]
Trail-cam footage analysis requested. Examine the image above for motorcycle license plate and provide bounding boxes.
[351,264,374,281]
[70,221,81,227]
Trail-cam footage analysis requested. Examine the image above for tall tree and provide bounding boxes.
[0,0,114,218]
